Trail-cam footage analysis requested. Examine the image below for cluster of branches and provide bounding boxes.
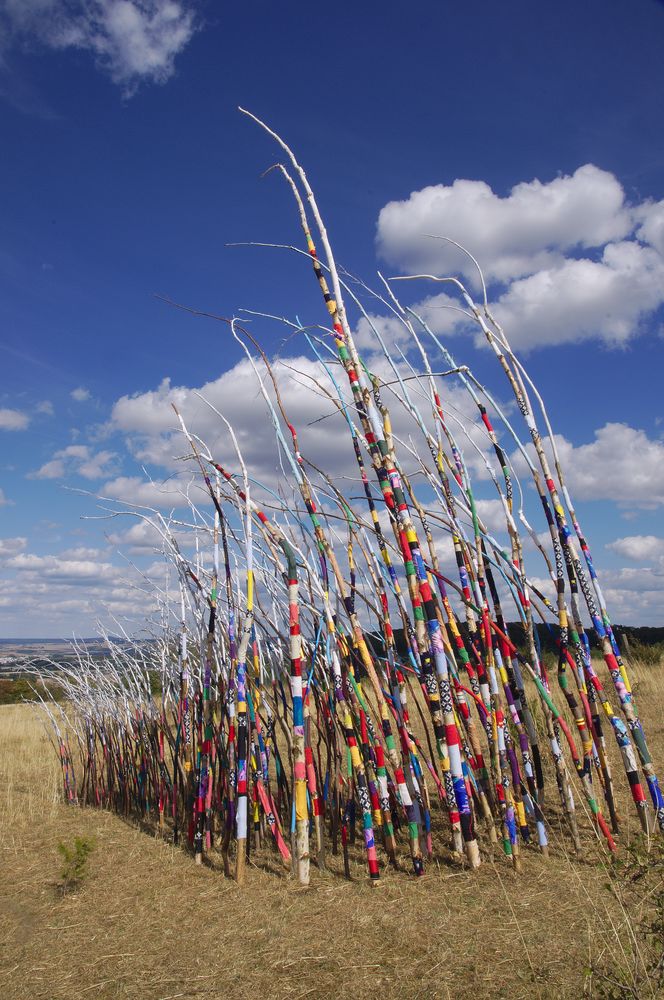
[30,110,664,887]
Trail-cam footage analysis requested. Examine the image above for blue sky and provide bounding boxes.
[1,0,664,636]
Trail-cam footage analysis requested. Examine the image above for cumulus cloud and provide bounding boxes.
[0,536,27,558]
[600,584,664,626]
[636,199,664,258]
[473,498,510,536]
[0,541,161,632]
[0,1,196,95]
[606,535,664,563]
[108,354,497,502]
[94,355,511,642]
[36,399,54,416]
[0,487,13,506]
[596,566,664,597]
[99,473,190,508]
[354,291,468,351]
[100,368,664,626]
[600,537,664,621]
[7,551,112,581]
[70,386,91,402]
[488,241,664,351]
[110,361,360,490]
[512,422,664,509]
[107,518,167,553]
[377,164,633,284]
[30,444,119,480]
[0,407,29,430]
[375,164,664,353]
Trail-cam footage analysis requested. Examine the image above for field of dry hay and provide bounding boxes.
[1,660,663,1000]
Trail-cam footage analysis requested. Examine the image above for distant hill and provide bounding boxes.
[364,622,664,664]
[0,638,137,648]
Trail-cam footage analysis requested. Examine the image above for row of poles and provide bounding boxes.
[33,110,663,886]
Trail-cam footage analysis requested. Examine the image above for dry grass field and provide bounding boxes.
[1,659,663,1000]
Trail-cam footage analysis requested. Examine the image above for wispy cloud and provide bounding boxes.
[29,444,119,480]
[0,0,197,98]
[0,407,29,430]
[0,536,27,558]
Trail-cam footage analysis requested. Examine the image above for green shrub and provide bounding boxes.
[57,836,95,891]
[625,638,664,667]
[0,678,65,705]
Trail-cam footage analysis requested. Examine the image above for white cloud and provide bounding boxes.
[606,535,664,570]
[601,537,664,622]
[0,487,14,506]
[78,449,118,479]
[512,422,664,508]
[110,361,356,490]
[0,1,196,95]
[354,291,467,352]
[30,444,118,480]
[107,518,166,553]
[70,386,91,402]
[636,199,664,257]
[0,540,161,632]
[489,241,664,351]
[600,585,664,626]
[4,546,136,588]
[32,458,66,479]
[473,498,509,536]
[375,164,664,353]
[6,551,112,581]
[0,407,29,430]
[61,545,110,559]
[108,354,495,504]
[606,535,664,563]
[377,164,632,284]
[0,536,27,558]
[596,566,664,595]
[100,474,191,508]
[36,399,54,416]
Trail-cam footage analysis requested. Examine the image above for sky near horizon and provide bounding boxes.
[1,0,664,636]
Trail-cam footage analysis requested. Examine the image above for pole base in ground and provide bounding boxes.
[465,839,481,869]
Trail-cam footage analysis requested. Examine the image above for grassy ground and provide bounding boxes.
[1,660,663,1000]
